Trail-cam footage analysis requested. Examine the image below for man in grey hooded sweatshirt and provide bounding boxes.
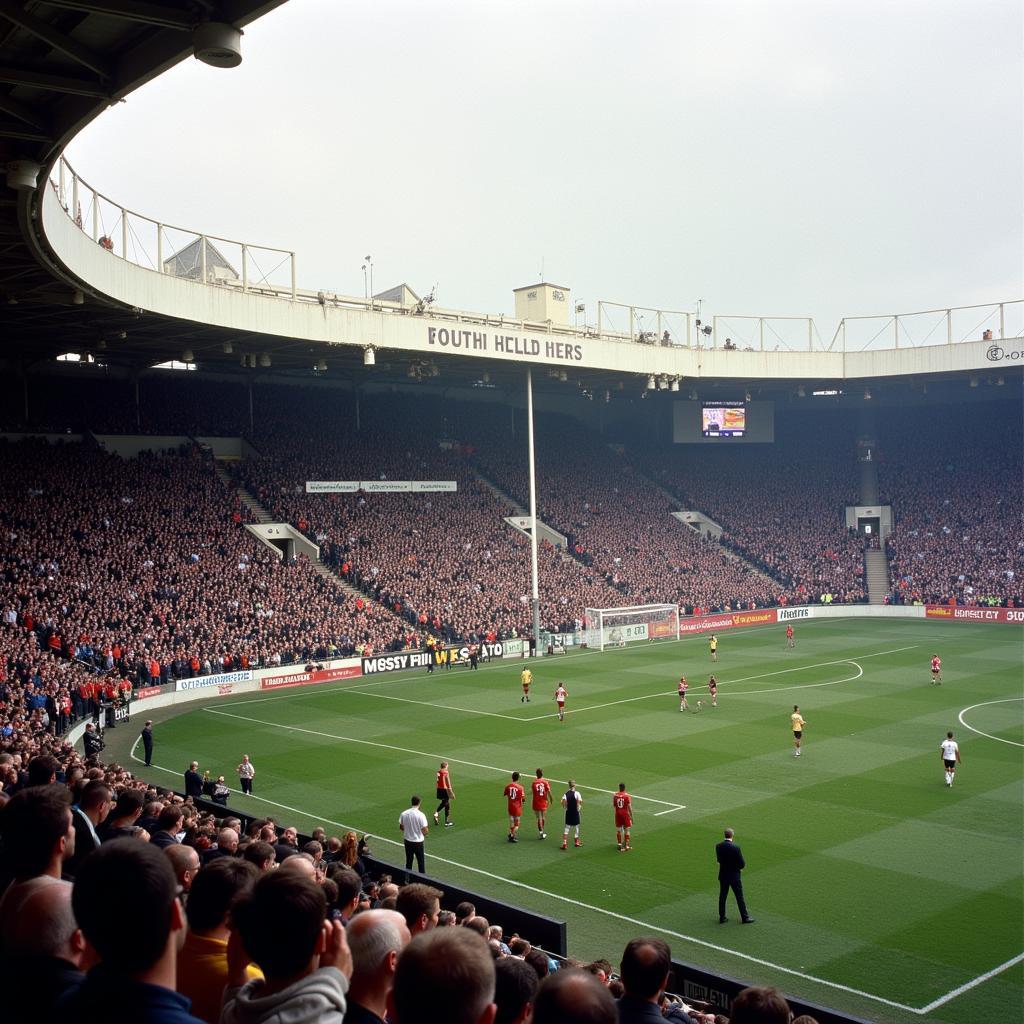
[221,871,352,1024]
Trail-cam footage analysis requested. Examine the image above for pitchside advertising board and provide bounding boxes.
[362,641,506,675]
[924,605,1024,624]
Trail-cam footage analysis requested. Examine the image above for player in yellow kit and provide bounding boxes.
[520,666,533,703]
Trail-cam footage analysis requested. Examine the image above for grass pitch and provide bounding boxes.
[120,618,1024,1024]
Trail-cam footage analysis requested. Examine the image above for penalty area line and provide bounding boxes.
[201,707,686,813]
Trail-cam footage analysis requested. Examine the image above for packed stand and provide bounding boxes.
[0,436,411,749]
[239,392,625,640]
[469,414,786,613]
[639,412,867,604]
[0,762,816,1024]
[879,402,1023,606]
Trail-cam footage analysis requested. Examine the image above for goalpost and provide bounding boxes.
[583,604,680,651]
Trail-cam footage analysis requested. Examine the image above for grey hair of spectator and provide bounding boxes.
[389,927,496,1024]
[7,880,83,963]
[531,968,617,1024]
[348,908,411,975]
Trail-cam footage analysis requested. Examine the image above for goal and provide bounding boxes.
[583,604,680,651]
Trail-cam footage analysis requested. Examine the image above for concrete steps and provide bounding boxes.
[864,548,890,605]
[214,460,274,524]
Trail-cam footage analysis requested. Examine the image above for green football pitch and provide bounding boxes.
[115,618,1024,1024]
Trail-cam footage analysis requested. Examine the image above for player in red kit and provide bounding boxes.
[708,675,719,707]
[786,625,795,648]
[930,654,942,685]
[554,683,568,722]
[532,768,553,839]
[434,761,455,827]
[504,771,525,842]
[678,675,689,712]
[613,783,633,852]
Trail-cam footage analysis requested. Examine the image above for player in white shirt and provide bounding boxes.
[554,684,568,722]
[940,731,961,787]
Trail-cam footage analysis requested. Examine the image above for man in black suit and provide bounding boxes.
[715,827,754,924]
[140,720,154,767]
[65,781,112,878]
[184,760,203,799]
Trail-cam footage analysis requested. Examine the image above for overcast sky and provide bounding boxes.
[68,0,1022,346]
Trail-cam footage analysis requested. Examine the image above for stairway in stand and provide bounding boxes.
[213,459,366,602]
[864,548,890,605]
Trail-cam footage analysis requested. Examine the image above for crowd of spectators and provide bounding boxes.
[0,436,422,753]
[639,413,867,605]
[0,763,818,1024]
[879,403,1023,606]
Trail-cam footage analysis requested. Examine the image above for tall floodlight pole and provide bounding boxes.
[526,368,542,655]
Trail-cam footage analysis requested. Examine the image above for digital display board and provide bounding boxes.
[701,401,746,438]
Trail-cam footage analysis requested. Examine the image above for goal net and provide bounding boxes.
[582,604,680,651]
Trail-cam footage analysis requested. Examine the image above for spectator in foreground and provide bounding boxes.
[729,986,792,1024]
[395,882,443,936]
[532,968,617,1024]
[62,838,202,1023]
[177,859,262,1024]
[494,956,539,1024]
[345,908,412,1024]
[222,870,351,1024]
[388,927,496,1024]
[617,937,695,1024]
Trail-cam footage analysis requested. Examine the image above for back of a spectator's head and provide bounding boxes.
[730,986,792,1024]
[390,927,496,1024]
[111,788,144,819]
[79,780,112,814]
[72,839,182,975]
[164,843,201,890]
[348,907,411,980]
[27,754,60,787]
[508,937,531,958]
[8,880,83,964]
[619,937,671,1000]
[157,804,184,831]
[185,857,258,933]
[232,870,327,980]
[0,785,73,878]
[396,882,443,933]
[494,955,539,1024]
[331,866,362,909]
[455,900,476,924]
[525,947,550,980]
[243,840,276,870]
[531,968,616,1024]
[465,915,490,937]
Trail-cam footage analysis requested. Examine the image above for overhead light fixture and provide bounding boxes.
[797,385,806,398]
[182,349,194,363]
[363,346,376,366]
[658,376,669,391]
[222,340,233,354]
[258,352,271,368]
[193,22,243,68]
[96,339,107,351]
[744,391,752,402]
[5,159,41,191]
[559,370,568,382]
[996,375,1004,386]
[71,289,84,305]
[670,379,679,392]
[646,375,656,390]
[863,387,872,400]
[689,389,698,400]
[117,330,127,340]
[969,376,979,388]
[604,389,610,403]
[316,358,327,372]
[482,372,490,383]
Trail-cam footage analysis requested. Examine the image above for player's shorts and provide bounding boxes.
[614,813,632,828]
[436,788,449,801]
[793,731,803,739]
[931,669,940,675]
[556,701,565,707]
[533,803,548,813]
[523,684,530,691]
[943,759,956,770]
[508,809,522,820]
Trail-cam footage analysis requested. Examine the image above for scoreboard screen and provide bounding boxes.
[701,401,747,438]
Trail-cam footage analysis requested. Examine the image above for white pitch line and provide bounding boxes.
[521,647,914,721]
[201,707,686,812]
[653,806,686,816]
[342,689,528,722]
[957,697,1024,748]
[127,747,940,1015]
[916,951,1024,1013]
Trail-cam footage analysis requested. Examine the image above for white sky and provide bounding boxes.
[68,0,1023,342]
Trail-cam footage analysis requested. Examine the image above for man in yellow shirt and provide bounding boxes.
[177,858,263,1023]
[709,635,718,662]
[520,667,533,703]
[791,705,807,757]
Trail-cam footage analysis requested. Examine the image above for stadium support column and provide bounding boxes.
[526,368,541,654]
